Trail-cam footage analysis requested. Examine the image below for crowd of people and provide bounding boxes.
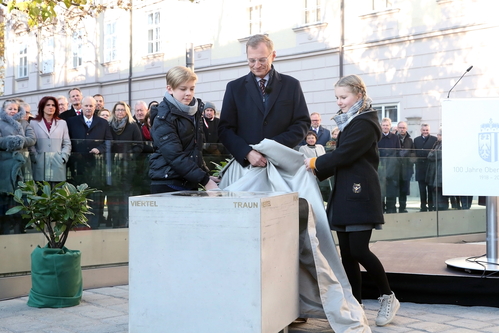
[0,87,225,233]
[298,112,472,214]
[2,32,475,331]
[376,120,472,213]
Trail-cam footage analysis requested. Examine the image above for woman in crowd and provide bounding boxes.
[304,74,399,327]
[0,99,36,234]
[149,66,219,193]
[107,102,143,227]
[299,130,326,158]
[30,96,71,184]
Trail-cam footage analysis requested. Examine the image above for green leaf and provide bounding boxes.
[6,206,24,215]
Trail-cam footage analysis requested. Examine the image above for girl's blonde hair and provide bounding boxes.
[165,66,198,90]
[335,74,369,112]
[110,101,135,123]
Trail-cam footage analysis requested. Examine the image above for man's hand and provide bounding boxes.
[205,179,219,190]
[210,176,221,183]
[89,148,100,154]
[246,150,267,167]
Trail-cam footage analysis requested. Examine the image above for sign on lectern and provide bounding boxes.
[442,98,499,196]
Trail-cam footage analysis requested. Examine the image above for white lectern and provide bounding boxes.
[442,98,499,271]
[129,191,299,333]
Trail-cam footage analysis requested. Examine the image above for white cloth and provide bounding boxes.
[220,139,371,333]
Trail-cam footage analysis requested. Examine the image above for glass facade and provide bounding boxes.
[0,140,485,238]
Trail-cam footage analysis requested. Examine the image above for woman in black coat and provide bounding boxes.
[304,75,399,327]
[108,101,143,227]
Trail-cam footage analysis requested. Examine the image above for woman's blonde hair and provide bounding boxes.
[110,101,135,123]
[335,74,369,112]
[165,66,198,90]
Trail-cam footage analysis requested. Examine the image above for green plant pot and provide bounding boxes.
[27,245,82,308]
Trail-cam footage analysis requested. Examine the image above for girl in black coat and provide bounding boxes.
[304,75,399,327]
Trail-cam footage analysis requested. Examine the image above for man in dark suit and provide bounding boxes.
[300,112,331,146]
[67,96,112,228]
[60,87,83,120]
[397,121,414,213]
[378,118,401,214]
[218,34,310,167]
[413,123,437,211]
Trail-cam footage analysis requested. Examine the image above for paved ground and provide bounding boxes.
[1,285,499,333]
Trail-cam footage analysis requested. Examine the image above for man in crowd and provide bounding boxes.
[202,101,223,156]
[302,112,331,146]
[202,102,220,144]
[21,102,33,121]
[60,87,83,120]
[57,95,69,114]
[133,100,153,153]
[66,96,112,228]
[378,117,401,214]
[218,34,310,167]
[132,100,153,195]
[413,123,438,211]
[93,94,105,116]
[397,121,414,213]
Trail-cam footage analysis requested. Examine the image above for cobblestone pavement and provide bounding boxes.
[1,285,499,333]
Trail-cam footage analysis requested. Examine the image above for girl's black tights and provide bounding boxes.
[337,230,391,303]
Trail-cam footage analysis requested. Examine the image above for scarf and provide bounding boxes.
[111,117,128,135]
[142,125,151,140]
[333,97,372,132]
[164,92,198,116]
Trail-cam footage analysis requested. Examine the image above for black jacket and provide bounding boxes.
[315,110,384,227]
[59,106,80,121]
[398,132,415,181]
[413,134,438,181]
[110,121,144,154]
[219,67,310,166]
[202,116,220,143]
[67,114,112,154]
[148,97,210,189]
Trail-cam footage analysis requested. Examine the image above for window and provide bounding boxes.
[304,0,321,25]
[147,11,161,54]
[104,22,117,62]
[18,44,28,78]
[41,37,54,74]
[248,0,262,35]
[372,0,392,10]
[374,104,398,124]
[72,31,83,68]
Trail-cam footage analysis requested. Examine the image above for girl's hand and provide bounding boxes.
[304,158,313,170]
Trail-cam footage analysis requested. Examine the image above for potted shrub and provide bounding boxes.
[7,180,99,308]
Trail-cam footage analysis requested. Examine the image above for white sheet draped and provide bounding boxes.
[219,139,371,333]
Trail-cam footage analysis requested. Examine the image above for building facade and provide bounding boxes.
[3,0,498,136]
